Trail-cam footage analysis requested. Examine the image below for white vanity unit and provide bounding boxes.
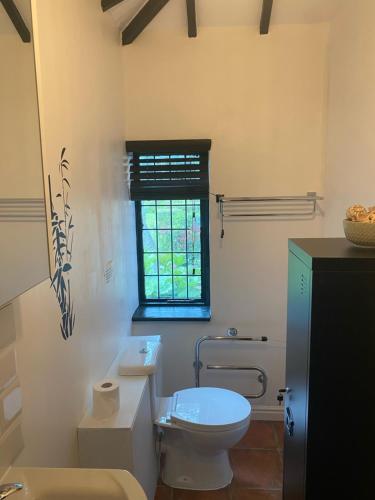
[78,355,158,500]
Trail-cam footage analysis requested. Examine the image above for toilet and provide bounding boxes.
[119,336,251,491]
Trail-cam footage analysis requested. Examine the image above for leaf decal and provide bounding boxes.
[50,147,76,340]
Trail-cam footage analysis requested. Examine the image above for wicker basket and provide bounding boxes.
[343,219,375,247]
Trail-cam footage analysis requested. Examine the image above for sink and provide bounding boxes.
[1,468,147,500]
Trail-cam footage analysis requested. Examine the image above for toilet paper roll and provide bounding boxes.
[92,379,120,419]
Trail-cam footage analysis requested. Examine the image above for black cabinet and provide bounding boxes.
[284,238,375,500]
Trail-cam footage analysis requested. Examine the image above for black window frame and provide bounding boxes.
[135,199,210,307]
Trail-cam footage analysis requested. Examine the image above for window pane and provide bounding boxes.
[187,253,201,276]
[143,230,157,252]
[172,230,187,252]
[157,206,171,228]
[144,253,158,275]
[174,276,187,299]
[145,276,158,299]
[172,206,186,229]
[188,276,202,299]
[159,253,172,275]
[142,205,156,228]
[173,253,187,275]
[141,200,154,206]
[187,229,201,252]
[158,230,171,252]
[187,204,201,228]
[138,198,206,303]
[159,276,173,298]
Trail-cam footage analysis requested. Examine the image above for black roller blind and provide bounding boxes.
[126,139,211,201]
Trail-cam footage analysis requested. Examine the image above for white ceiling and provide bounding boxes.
[109,0,342,31]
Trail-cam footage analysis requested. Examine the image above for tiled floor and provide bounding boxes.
[155,420,284,500]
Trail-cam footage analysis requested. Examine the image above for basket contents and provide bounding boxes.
[346,204,375,223]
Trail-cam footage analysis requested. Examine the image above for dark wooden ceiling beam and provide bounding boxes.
[101,0,124,12]
[122,0,170,45]
[0,0,30,42]
[186,0,197,38]
[260,0,273,35]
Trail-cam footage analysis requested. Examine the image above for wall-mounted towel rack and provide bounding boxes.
[194,335,268,399]
[0,198,46,222]
[215,191,323,238]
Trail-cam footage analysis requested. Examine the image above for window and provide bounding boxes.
[126,139,212,320]
[135,199,210,305]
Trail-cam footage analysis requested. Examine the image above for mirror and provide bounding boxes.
[0,0,49,306]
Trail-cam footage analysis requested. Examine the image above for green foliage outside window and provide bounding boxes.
[140,200,203,301]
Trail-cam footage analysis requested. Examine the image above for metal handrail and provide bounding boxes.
[194,335,268,399]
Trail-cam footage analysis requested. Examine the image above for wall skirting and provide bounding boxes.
[252,405,284,421]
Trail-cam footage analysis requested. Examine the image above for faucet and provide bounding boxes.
[0,484,23,500]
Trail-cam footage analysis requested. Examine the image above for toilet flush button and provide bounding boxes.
[177,476,193,486]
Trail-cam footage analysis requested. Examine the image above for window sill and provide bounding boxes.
[132,305,211,322]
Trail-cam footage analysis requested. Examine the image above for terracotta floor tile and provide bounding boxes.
[172,487,230,500]
[277,448,283,467]
[273,422,284,449]
[235,421,277,450]
[155,485,173,500]
[230,449,283,489]
[232,489,282,500]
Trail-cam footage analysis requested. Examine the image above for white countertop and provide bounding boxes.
[79,346,149,430]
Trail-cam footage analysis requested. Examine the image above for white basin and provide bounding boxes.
[1,468,147,500]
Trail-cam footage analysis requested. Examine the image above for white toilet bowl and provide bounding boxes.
[117,336,252,491]
[156,386,251,490]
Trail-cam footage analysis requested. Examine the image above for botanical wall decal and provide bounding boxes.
[48,148,75,340]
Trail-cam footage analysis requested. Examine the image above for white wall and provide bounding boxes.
[0,0,137,468]
[123,24,329,414]
[324,0,375,235]
[3,0,365,470]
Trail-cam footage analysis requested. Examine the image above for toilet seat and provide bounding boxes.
[170,387,251,432]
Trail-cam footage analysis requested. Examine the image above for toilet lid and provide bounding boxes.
[170,387,251,431]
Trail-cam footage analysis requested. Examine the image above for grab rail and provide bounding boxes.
[194,335,268,399]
